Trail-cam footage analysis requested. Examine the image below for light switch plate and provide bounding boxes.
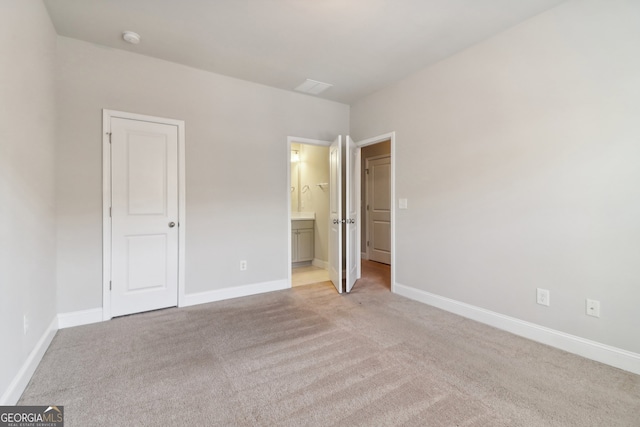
[399,198,408,209]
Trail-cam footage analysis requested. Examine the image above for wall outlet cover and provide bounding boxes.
[536,288,550,306]
[586,299,600,317]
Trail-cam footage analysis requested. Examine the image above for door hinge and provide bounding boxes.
[367,241,370,247]
[109,281,112,291]
[366,204,369,211]
[365,168,369,175]
[107,132,112,143]
[109,207,112,217]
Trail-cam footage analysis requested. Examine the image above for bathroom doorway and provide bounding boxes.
[288,138,331,288]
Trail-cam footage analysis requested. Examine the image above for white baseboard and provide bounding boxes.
[395,283,640,376]
[312,258,328,270]
[58,308,103,329]
[0,317,58,405]
[182,279,289,307]
[361,252,368,260]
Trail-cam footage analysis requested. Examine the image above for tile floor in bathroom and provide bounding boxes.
[291,265,330,287]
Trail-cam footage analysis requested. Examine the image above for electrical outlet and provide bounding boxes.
[536,288,550,306]
[23,314,29,335]
[240,260,247,271]
[586,299,600,317]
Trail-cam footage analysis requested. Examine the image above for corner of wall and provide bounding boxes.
[0,317,58,405]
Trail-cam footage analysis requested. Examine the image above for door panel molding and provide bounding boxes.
[102,109,186,320]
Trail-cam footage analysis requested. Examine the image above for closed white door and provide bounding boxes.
[367,156,391,264]
[110,117,179,317]
[328,136,342,293]
[345,136,360,293]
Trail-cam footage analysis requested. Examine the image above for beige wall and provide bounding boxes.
[55,37,349,313]
[351,0,640,354]
[0,0,58,401]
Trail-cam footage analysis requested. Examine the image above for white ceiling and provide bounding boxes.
[44,0,566,104]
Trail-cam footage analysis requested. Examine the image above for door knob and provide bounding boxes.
[168,222,176,228]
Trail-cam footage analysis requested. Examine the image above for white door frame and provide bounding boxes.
[286,136,332,288]
[102,109,186,320]
[364,154,391,261]
[355,132,396,293]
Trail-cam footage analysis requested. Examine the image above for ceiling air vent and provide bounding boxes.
[295,79,333,95]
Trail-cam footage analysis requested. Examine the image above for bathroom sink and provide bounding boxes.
[291,212,315,220]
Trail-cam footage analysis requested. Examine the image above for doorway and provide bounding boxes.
[288,138,331,288]
[355,133,396,293]
[288,135,358,294]
[362,143,391,265]
[287,132,396,294]
[102,110,186,320]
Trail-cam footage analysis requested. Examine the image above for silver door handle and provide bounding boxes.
[169,222,176,228]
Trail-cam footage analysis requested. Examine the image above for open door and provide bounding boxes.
[328,136,342,293]
[345,136,361,292]
[328,135,361,294]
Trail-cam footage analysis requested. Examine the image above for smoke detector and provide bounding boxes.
[122,31,141,44]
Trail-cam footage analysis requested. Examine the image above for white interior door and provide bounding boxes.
[328,136,342,293]
[367,156,391,264]
[345,136,361,293]
[110,117,179,317]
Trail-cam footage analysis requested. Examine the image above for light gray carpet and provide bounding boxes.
[19,267,640,426]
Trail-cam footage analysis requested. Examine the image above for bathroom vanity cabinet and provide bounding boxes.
[292,220,314,263]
